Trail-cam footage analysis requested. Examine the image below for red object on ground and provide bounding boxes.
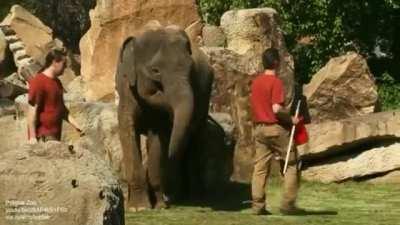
[294,119,309,145]
[27,73,66,139]
[250,73,284,123]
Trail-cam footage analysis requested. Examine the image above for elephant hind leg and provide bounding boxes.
[147,130,168,209]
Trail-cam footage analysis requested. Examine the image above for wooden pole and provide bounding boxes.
[283,100,301,175]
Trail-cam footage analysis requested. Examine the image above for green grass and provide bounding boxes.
[125,178,400,225]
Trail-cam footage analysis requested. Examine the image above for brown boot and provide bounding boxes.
[252,208,272,215]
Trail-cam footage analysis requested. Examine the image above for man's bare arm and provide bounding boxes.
[63,109,84,136]
[27,104,38,143]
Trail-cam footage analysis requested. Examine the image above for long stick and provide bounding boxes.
[283,100,301,175]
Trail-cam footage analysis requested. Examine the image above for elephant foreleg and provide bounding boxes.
[118,110,151,211]
[147,130,168,209]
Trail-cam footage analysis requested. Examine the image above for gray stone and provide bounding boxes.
[64,76,86,102]
[0,79,27,100]
[202,25,226,47]
[304,52,378,123]
[0,30,6,64]
[303,143,400,183]
[299,110,400,160]
[368,170,400,184]
[0,141,124,225]
[0,99,16,117]
[220,8,294,104]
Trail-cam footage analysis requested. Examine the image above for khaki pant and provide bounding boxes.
[251,123,301,211]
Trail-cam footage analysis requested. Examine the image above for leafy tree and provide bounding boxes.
[198,0,400,109]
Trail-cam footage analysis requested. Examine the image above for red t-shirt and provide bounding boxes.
[250,73,284,123]
[28,73,66,139]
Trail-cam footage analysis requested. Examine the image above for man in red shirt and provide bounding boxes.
[250,48,304,215]
[27,49,83,143]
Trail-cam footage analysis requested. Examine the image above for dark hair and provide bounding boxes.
[262,48,280,69]
[40,48,67,71]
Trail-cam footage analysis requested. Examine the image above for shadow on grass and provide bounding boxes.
[281,210,338,216]
[175,182,252,211]
[175,181,339,216]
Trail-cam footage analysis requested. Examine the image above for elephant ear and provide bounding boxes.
[117,37,137,87]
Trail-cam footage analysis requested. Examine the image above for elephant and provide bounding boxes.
[115,24,214,212]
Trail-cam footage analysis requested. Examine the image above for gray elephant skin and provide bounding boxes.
[115,25,214,211]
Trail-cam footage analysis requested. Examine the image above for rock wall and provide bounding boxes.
[299,110,400,183]
[204,8,295,182]
[0,142,124,225]
[80,0,201,101]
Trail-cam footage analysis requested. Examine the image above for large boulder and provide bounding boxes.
[368,170,400,184]
[14,0,96,52]
[0,80,26,100]
[4,72,26,89]
[0,99,16,117]
[203,32,294,182]
[1,5,56,65]
[220,8,295,104]
[204,47,259,182]
[202,25,226,47]
[0,5,78,86]
[0,30,6,64]
[0,115,26,155]
[0,141,124,225]
[303,143,400,183]
[304,52,378,123]
[298,111,400,184]
[200,9,297,182]
[298,110,400,160]
[80,0,201,101]
[64,76,86,102]
[0,72,27,100]
[209,112,235,138]
[62,102,123,175]
[202,47,251,74]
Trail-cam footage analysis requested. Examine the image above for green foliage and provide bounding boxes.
[377,73,400,110]
[0,1,13,19]
[198,0,400,110]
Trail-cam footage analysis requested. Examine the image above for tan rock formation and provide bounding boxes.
[80,0,201,101]
[304,52,378,123]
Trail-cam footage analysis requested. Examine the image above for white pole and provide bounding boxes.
[283,100,301,175]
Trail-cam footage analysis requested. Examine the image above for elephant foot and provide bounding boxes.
[126,187,152,212]
[153,192,169,210]
[154,201,169,210]
[127,206,150,213]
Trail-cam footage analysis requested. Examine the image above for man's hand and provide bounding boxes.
[272,103,282,114]
[291,116,300,125]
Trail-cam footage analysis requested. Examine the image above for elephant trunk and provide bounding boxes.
[167,83,194,160]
